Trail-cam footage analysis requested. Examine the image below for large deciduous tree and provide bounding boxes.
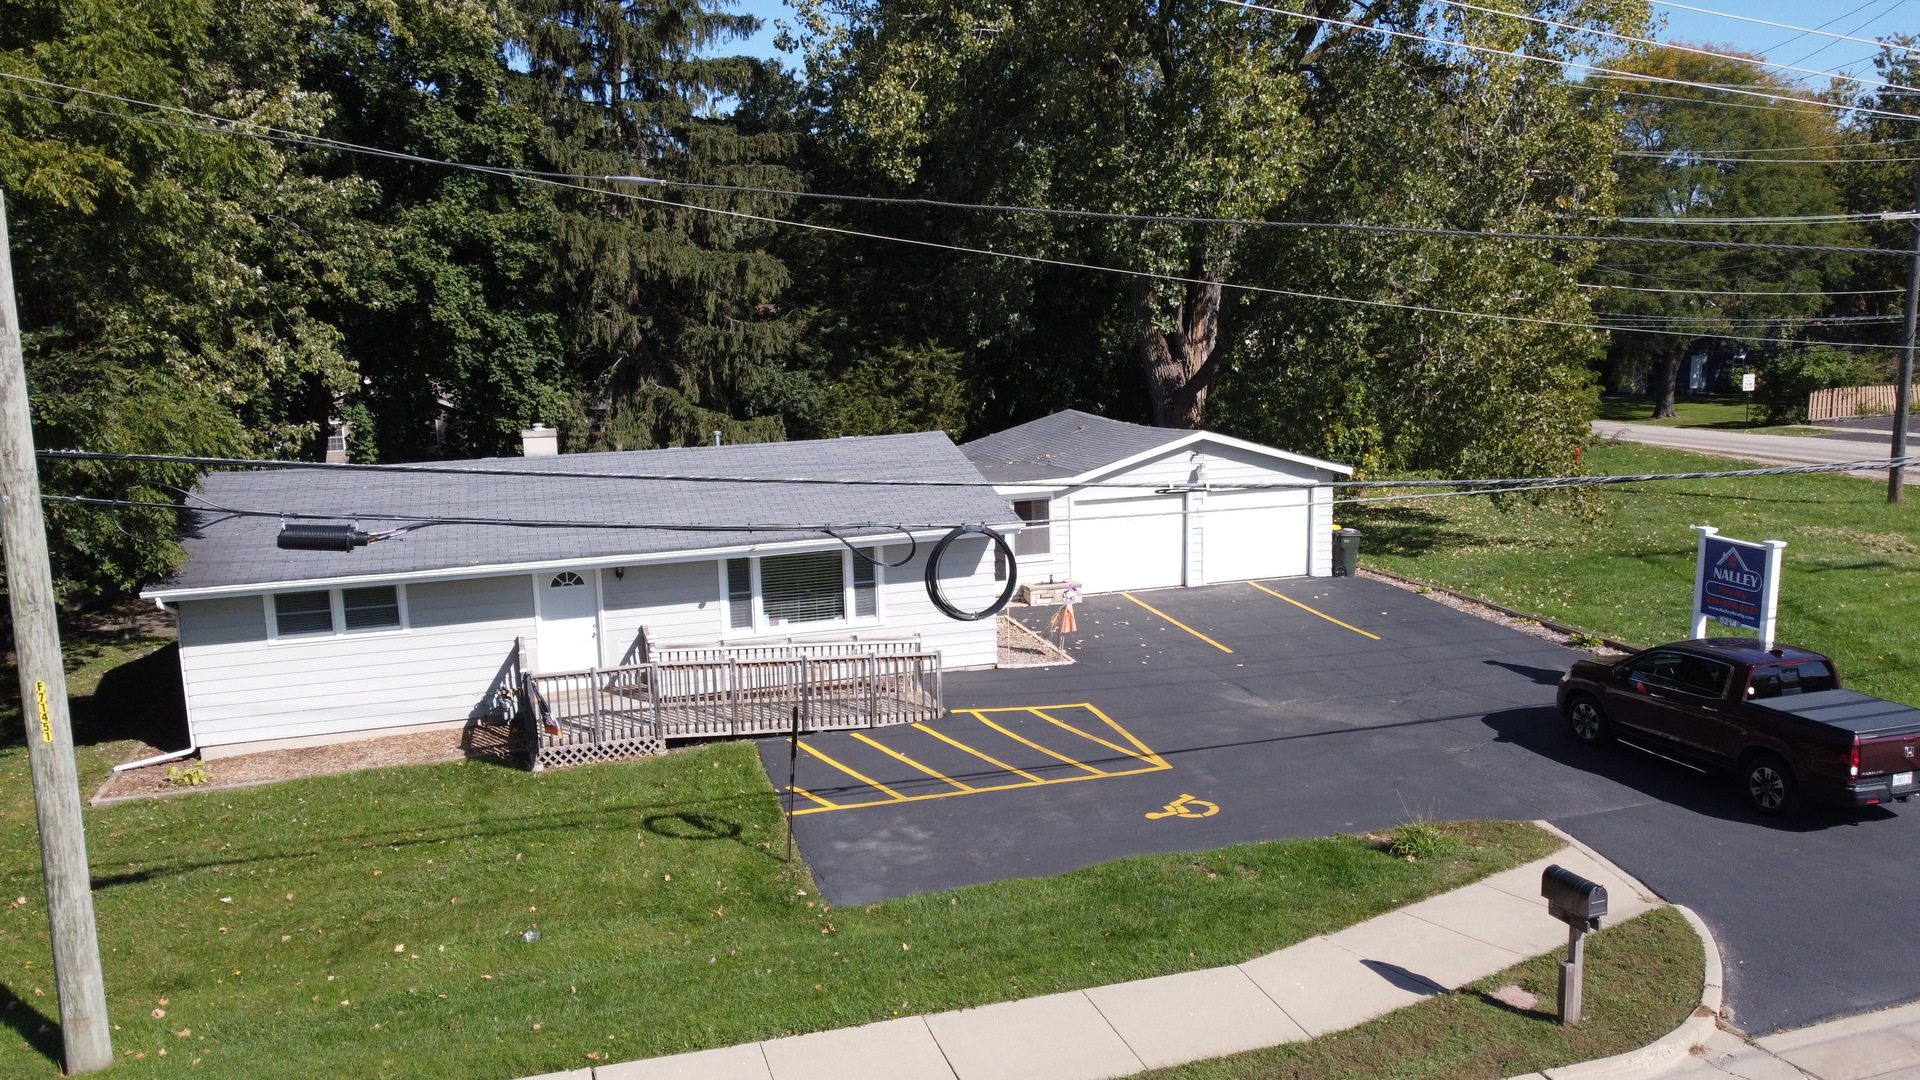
[1589,47,1859,417]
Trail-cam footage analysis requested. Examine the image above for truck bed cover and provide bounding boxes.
[1753,689,1920,738]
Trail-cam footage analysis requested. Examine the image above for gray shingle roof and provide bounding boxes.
[151,431,1014,594]
[960,410,1189,482]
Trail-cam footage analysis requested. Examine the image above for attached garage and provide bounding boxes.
[963,410,1351,594]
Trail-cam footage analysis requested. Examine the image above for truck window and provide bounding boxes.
[1624,652,1732,697]
[1748,661,1839,698]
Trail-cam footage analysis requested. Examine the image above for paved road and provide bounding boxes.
[1590,420,1915,481]
[766,578,1920,1036]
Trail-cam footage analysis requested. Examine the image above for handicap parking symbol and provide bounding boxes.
[1145,794,1219,820]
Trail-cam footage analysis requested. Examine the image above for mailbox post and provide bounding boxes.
[1541,865,1608,1025]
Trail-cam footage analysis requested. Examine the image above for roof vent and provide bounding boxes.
[521,423,558,457]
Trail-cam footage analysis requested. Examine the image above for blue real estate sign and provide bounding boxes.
[1700,536,1767,630]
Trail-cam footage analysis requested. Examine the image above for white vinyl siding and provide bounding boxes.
[180,576,533,750]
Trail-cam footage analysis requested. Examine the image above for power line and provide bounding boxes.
[7,72,1899,255]
[1205,0,1920,124]
[1609,212,1885,225]
[1432,0,1917,95]
[1332,456,1920,504]
[1653,1,1917,54]
[1614,148,1920,163]
[4,75,1911,350]
[1581,283,1902,296]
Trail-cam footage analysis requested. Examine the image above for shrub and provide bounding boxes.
[1387,821,1463,861]
[1754,346,1892,424]
[166,762,207,787]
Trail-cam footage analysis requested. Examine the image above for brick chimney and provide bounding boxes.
[520,423,558,457]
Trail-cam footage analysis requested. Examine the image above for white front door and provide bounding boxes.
[536,570,600,672]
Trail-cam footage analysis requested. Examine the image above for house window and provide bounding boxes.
[723,549,883,633]
[550,571,586,588]
[1013,499,1051,556]
[342,586,401,631]
[274,591,335,636]
[726,558,753,629]
[761,551,845,625]
[853,549,878,618]
[270,585,407,640]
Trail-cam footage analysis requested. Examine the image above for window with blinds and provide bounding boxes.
[274,591,335,636]
[726,558,753,629]
[760,551,845,624]
[853,549,878,618]
[342,586,401,630]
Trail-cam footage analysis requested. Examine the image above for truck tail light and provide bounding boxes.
[1851,737,1861,778]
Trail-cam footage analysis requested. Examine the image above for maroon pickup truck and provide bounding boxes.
[1558,638,1920,816]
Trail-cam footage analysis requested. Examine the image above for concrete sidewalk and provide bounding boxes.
[534,826,1668,1080]
[1657,1001,1920,1080]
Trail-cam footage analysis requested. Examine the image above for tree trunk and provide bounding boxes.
[1129,276,1226,428]
[1650,347,1681,419]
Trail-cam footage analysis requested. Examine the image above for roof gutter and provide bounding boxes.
[142,523,1022,604]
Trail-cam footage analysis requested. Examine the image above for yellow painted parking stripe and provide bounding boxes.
[798,741,909,801]
[791,760,1171,816]
[851,731,975,791]
[1122,593,1234,653]
[914,721,1047,783]
[787,785,840,809]
[970,713,1109,776]
[1032,709,1168,769]
[1249,580,1382,640]
[1081,703,1169,767]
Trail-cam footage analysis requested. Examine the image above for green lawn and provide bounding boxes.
[0,639,1562,1080]
[1146,905,1702,1080]
[1595,393,1790,430]
[1355,441,1920,705]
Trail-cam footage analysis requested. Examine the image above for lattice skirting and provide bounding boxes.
[531,734,665,772]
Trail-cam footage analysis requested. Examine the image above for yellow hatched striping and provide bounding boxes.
[1248,580,1382,640]
[968,711,1110,776]
[787,704,1171,816]
[850,731,975,791]
[1031,708,1168,769]
[798,741,908,801]
[786,785,840,809]
[912,721,1047,783]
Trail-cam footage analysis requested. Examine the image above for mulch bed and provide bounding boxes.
[997,612,1075,668]
[93,723,524,804]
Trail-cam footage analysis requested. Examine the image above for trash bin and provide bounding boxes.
[1334,528,1362,577]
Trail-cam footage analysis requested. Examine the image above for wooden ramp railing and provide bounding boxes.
[522,650,942,771]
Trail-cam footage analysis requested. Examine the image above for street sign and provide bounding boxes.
[1741,372,1756,393]
[1691,526,1786,648]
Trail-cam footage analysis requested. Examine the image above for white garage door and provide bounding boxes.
[1070,495,1185,593]
[1203,491,1309,582]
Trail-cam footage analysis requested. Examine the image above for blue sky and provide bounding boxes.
[712,0,1918,86]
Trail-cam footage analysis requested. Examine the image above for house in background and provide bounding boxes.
[961,410,1353,593]
[143,431,1015,760]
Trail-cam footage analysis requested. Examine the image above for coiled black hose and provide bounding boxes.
[924,524,1018,621]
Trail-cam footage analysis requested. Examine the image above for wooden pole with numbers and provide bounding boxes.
[0,191,113,1073]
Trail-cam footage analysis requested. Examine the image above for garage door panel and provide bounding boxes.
[1205,493,1308,581]
[1071,496,1184,593]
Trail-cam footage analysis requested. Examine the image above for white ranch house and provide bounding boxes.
[144,431,1015,759]
[962,410,1354,592]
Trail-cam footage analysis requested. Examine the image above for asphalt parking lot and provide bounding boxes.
[761,576,1920,1035]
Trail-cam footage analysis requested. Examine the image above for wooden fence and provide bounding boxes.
[522,651,942,771]
[1809,384,1920,422]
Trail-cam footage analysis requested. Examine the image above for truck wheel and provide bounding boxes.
[1565,695,1612,745]
[1743,753,1801,817]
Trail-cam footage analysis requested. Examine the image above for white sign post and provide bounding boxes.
[1691,525,1787,649]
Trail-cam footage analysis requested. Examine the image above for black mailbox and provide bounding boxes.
[1541,864,1607,931]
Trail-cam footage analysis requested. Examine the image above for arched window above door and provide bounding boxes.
[550,571,586,588]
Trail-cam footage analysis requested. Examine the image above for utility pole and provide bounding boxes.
[0,192,113,1072]
[1888,169,1920,503]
